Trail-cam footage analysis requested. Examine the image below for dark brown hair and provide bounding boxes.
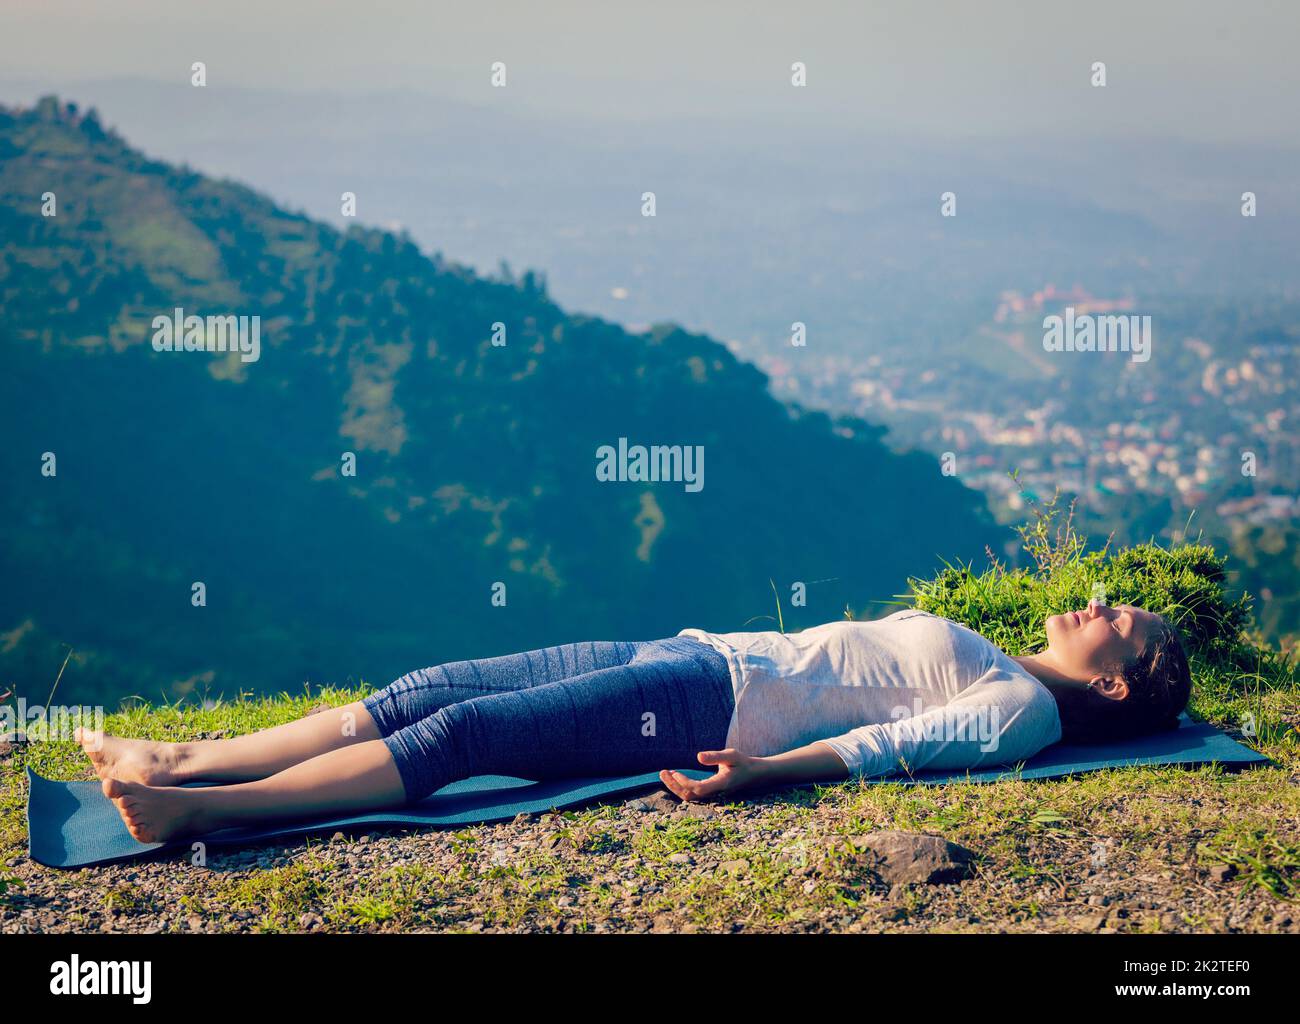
[1060,617,1193,744]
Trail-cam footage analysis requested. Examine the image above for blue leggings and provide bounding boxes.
[362,637,734,802]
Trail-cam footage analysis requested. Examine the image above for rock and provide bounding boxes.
[625,799,651,812]
[717,859,749,877]
[641,790,681,814]
[1206,863,1237,883]
[684,802,720,819]
[298,912,323,930]
[667,852,695,866]
[849,831,975,886]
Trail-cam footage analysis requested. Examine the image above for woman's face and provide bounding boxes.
[1044,601,1161,683]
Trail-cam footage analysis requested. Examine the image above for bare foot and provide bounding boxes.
[77,728,186,786]
[102,777,210,844]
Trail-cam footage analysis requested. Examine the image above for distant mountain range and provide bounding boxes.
[5,78,1296,367]
[0,97,997,707]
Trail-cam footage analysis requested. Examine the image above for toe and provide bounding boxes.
[102,776,135,800]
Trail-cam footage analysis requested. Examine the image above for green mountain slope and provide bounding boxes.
[0,97,997,706]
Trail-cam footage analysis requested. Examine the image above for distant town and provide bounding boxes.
[749,285,1299,540]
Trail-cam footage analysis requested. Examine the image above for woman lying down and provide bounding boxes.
[79,602,1191,843]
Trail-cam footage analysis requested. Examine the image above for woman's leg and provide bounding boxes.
[100,638,734,842]
[380,636,734,802]
[80,641,640,786]
[79,703,381,787]
[361,641,640,738]
[103,740,406,844]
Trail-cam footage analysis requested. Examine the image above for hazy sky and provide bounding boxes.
[2,0,1298,144]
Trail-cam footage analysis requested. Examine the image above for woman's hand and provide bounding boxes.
[659,740,851,802]
[659,749,767,802]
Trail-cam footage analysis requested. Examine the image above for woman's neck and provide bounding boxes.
[1012,653,1087,697]
[1012,653,1094,732]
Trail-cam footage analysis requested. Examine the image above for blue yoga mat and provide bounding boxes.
[26,716,1272,868]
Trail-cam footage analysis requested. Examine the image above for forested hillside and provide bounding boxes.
[0,98,995,706]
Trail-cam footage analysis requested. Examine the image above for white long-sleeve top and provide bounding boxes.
[679,610,1061,778]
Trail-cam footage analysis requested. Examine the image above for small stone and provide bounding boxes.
[667,852,695,866]
[717,859,750,877]
[330,832,346,843]
[1206,864,1237,883]
[298,912,323,930]
[625,799,651,812]
[849,831,975,886]
[641,790,681,814]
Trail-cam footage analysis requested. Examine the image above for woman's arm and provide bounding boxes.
[659,741,850,802]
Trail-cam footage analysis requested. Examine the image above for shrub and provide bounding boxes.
[908,490,1296,722]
